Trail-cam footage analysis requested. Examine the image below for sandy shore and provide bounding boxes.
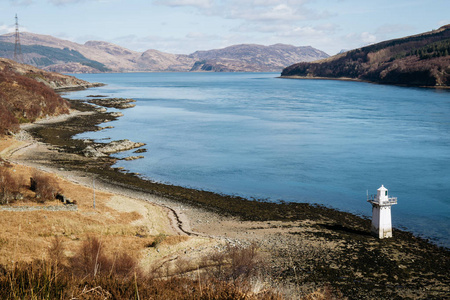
[1,106,449,299]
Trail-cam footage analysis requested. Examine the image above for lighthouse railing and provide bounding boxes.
[387,197,397,204]
[367,195,397,205]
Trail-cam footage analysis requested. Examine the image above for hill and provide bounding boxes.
[281,25,450,87]
[0,32,329,73]
[0,58,100,135]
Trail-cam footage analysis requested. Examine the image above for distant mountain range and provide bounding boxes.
[0,32,329,73]
[281,25,450,87]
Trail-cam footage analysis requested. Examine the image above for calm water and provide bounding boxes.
[65,72,450,247]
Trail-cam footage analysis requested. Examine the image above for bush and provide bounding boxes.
[48,236,66,267]
[202,242,263,282]
[0,165,21,205]
[70,236,138,279]
[0,103,19,135]
[70,236,111,277]
[147,233,166,248]
[31,171,60,202]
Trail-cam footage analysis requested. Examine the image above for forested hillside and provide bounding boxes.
[282,25,450,87]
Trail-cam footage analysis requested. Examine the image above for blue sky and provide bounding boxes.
[1,0,449,55]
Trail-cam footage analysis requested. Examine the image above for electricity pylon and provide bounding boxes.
[14,14,24,63]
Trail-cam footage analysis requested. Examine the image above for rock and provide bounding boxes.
[88,98,137,109]
[82,145,106,158]
[124,156,144,161]
[97,139,146,154]
[82,140,145,158]
[134,148,147,154]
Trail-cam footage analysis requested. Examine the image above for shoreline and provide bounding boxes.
[279,75,450,89]
[18,99,449,247]
[3,99,449,298]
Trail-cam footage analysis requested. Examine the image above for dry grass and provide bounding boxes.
[0,157,199,268]
[0,233,286,299]
[0,138,222,297]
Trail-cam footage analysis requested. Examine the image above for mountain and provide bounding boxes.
[0,32,135,72]
[189,44,328,72]
[0,32,329,73]
[281,25,450,87]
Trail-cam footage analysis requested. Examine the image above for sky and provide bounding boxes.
[0,0,449,56]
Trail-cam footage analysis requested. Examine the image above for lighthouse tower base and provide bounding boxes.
[371,204,393,239]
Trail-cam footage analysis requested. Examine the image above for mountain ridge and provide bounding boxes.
[0,32,329,73]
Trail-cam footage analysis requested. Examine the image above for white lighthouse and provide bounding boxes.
[367,185,397,239]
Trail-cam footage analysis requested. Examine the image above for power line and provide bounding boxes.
[14,14,24,64]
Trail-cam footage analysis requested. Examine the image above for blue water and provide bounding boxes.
[64,72,450,247]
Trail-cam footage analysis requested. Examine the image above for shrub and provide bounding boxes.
[0,165,21,205]
[70,236,111,277]
[69,236,138,279]
[202,242,263,282]
[110,251,138,278]
[147,233,166,248]
[48,236,66,267]
[0,103,19,135]
[31,171,60,202]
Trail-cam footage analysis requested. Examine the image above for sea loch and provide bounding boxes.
[65,72,450,247]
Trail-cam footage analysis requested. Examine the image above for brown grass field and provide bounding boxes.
[0,136,216,271]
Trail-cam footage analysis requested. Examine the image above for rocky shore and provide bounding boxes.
[6,99,450,299]
[87,97,137,109]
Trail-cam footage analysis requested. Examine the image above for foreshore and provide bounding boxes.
[1,99,449,299]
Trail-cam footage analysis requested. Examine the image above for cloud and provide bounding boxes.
[227,1,333,22]
[153,0,212,9]
[48,0,113,5]
[110,31,229,54]
[9,0,34,5]
[0,24,16,35]
[154,0,331,23]
[438,20,450,27]
[360,32,376,44]
[343,31,377,48]
[229,4,305,22]
[375,24,415,36]
[48,0,85,4]
[235,22,337,40]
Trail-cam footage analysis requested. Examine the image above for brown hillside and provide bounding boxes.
[0,59,80,134]
[0,58,101,90]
